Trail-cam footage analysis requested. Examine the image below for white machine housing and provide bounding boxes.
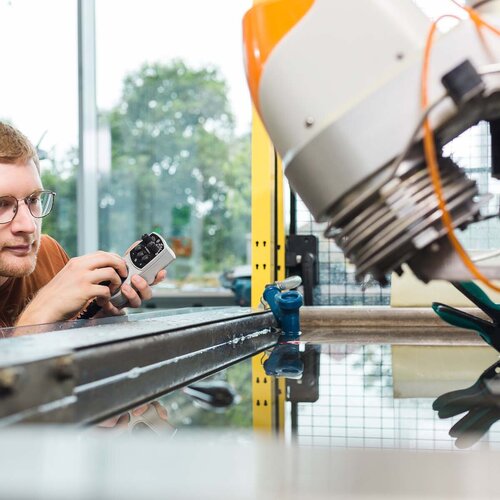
[248,0,500,283]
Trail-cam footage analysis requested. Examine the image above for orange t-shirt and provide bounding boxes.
[0,235,70,327]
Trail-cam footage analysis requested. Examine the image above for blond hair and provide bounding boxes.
[0,122,40,172]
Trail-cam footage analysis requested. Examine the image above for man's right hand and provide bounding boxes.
[15,251,128,327]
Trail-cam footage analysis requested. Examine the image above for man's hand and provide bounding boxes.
[15,251,128,327]
[95,268,167,318]
[98,401,173,436]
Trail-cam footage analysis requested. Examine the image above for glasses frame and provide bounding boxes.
[0,190,56,224]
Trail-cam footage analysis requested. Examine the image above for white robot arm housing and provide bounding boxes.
[243,0,500,284]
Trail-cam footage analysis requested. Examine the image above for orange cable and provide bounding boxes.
[450,0,500,34]
[422,10,500,291]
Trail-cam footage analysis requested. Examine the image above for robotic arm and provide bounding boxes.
[243,0,500,285]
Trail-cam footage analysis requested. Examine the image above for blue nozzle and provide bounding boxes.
[276,291,303,339]
[262,278,303,340]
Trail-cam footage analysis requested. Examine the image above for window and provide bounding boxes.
[95,0,252,290]
[0,0,78,255]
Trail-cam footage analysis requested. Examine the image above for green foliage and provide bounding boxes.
[40,152,77,257]
[171,205,191,236]
[37,59,251,274]
[101,60,251,276]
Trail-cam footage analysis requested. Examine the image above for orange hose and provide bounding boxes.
[422,8,500,291]
[451,0,500,34]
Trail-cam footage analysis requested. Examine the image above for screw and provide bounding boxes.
[0,368,20,393]
[305,117,315,128]
[53,356,74,381]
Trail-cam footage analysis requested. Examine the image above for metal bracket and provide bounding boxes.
[285,234,319,305]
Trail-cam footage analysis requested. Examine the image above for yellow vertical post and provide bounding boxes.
[251,98,286,433]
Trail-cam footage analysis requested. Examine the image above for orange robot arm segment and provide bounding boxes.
[243,0,314,112]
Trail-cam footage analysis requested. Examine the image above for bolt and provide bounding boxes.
[53,356,74,381]
[305,117,315,128]
[0,368,20,393]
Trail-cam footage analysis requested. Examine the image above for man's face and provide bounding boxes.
[0,160,42,281]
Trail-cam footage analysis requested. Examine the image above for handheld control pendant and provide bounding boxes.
[110,232,176,308]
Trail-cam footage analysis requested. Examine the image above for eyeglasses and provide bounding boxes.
[0,190,56,224]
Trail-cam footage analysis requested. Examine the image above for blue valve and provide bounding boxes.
[276,291,303,339]
[262,276,304,379]
[262,278,303,341]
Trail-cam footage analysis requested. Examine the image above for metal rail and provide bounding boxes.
[300,306,485,344]
[0,307,277,425]
[0,304,484,425]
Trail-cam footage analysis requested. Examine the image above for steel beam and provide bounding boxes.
[0,308,277,425]
[300,306,485,344]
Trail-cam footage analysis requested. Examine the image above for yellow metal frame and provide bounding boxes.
[250,103,286,433]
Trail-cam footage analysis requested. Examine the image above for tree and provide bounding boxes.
[40,151,78,257]
[101,60,251,278]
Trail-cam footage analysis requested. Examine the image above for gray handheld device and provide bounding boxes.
[110,232,176,308]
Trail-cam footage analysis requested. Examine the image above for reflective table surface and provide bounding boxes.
[149,339,500,451]
[0,320,499,499]
[1,306,498,450]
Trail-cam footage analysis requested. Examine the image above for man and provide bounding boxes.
[0,122,165,330]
